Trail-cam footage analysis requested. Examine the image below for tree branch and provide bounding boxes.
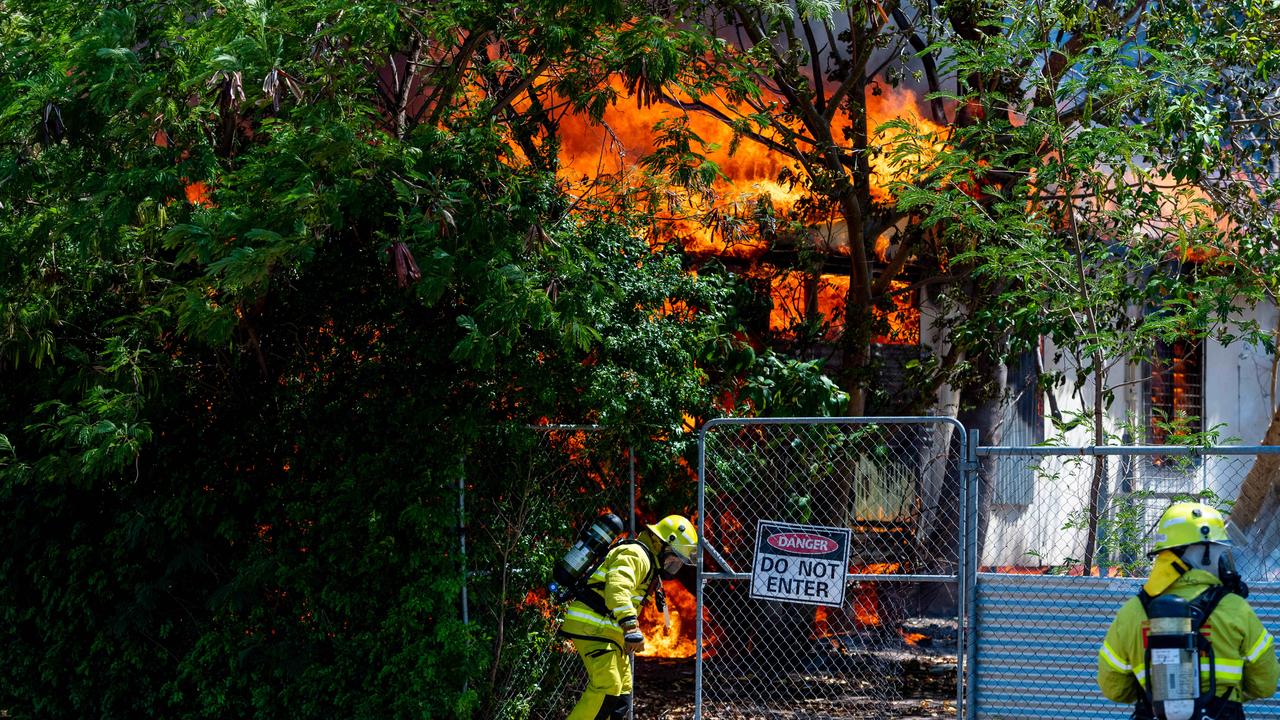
[892,8,947,125]
[802,19,826,116]
[423,29,490,128]
[488,58,551,119]
[394,34,424,140]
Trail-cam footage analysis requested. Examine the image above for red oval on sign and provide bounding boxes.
[767,532,837,555]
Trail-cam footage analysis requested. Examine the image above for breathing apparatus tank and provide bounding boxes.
[548,513,625,603]
[1144,593,1211,720]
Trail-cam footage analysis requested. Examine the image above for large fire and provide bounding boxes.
[766,270,921,344]
[637,579,711,658]
[553,79,940,347]
[556,79,947,259]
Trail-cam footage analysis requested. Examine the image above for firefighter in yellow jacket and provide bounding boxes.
[559,514,698,720]
[1098,501,1279,719]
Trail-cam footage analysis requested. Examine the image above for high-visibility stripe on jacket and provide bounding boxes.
[560,539,657,645]
[1097,569,1279,706]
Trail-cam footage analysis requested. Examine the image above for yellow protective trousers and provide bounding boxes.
[566,636,632,720]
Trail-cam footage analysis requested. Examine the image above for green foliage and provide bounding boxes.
[739,351,849,417]
[1051,486,1236,577]
[893,0,1280,438]
[0,2,808,718]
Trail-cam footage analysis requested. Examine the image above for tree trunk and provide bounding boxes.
[1232,407,1280,528]
[965,357,1007,570]
[917,378,961,569]
[1081,352,1107,573]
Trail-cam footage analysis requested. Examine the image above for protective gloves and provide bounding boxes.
[621,619,645,654]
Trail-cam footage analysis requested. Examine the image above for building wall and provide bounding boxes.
[1206,301,1279,446]
[978,299,1279,568]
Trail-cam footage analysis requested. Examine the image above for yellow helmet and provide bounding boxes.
[1150,501,1231,555]
[647,514,699,563]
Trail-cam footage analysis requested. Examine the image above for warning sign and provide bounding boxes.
[749,520,851,607]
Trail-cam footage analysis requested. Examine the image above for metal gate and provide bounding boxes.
[696,417,970,719]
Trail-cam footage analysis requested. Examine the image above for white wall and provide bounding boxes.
[977,299,1279,568]
[1205,301,1278,446]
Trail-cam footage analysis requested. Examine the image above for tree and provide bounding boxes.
[0,2,823,717]
[558,1,957,415]
[896,0,1280,570]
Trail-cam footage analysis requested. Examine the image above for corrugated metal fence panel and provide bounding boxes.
[975,574,1280,719]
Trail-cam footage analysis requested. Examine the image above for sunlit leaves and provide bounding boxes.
[903,0,1280,425]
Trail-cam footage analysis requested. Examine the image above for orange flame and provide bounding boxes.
[813,564,922,640]
[850,563,902,626]
[714,504,745,555]
[637,580,711,658]
[766,269,920,344]
[813,605,835,639]
[556,79,947,257]
[864,84,948,204]
[900,631,927,645]
[851,583,882,625]
[811,591,882,634]
[521,589,556,619]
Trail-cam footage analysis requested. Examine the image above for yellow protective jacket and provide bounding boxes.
[1098,569,1279,706]
[559,537,658,645]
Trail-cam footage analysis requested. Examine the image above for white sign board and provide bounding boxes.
[749,520,851,607]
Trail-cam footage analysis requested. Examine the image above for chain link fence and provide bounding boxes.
[697,418,968,719]
[478,426,635,720]
[490,424,1280,719]
[972,445,1280,720]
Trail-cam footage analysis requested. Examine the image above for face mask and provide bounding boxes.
[1217,548,1249,597]
[1217,549,1233,576]
[660,551,685,579]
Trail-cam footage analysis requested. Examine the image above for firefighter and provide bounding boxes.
[559,514,698,720]
[1098,501,1279,719]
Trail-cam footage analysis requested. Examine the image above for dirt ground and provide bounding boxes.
[633,652,957,720]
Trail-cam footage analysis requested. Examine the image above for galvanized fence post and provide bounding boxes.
[695,424,707,720]
[963,428,979,720]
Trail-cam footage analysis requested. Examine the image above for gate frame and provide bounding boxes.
[695,416,972,720]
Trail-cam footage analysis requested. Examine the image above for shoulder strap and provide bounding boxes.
[620,539,665,609]
[620,539,658,585]
[1189,585,1232,631]
[571,538,659,614]
[1135,585,1232,631]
